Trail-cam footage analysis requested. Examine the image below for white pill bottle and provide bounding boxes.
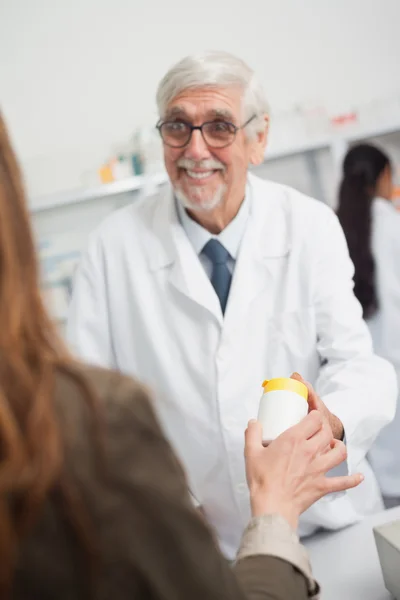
[257,378,309,444]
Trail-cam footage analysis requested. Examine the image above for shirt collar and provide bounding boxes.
[176,185,250,259]
[375,196,393,208]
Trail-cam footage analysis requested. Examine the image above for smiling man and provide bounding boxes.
[67,51,396,560]
[158,88,262,231]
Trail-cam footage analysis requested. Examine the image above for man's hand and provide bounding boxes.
[291,372,344,441]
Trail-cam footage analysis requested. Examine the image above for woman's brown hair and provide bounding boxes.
[0,113,99,596]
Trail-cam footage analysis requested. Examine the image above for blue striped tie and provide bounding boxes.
[202,239,232,314]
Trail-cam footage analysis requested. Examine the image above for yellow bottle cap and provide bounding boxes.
[262,377,308,400]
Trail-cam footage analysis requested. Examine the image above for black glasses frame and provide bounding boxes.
[156,114,257,149]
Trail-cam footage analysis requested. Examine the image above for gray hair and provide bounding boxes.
[156,51,269,138]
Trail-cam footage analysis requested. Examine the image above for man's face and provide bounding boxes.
[161,86,267,213]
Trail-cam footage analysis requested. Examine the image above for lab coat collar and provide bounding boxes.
[373,196,396,214]
[148,189,220,318]
[175,187,251,259]
[148,172,291,272]
[147,186,184,272]
[146,173,291,323]
[246,172,292,259]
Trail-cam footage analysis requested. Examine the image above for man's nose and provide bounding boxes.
[183,129,211,161]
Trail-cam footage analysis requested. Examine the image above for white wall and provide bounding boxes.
[1,0,400,199]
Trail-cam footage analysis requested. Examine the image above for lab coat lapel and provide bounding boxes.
[147,187,222,323]
[223,174,291,331]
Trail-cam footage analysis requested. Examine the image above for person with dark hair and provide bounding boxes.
[337,143,400,507]
[0,110,366,600]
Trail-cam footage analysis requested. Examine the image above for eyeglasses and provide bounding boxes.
[156,115,256,149]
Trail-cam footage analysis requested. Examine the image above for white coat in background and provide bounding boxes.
[67,174,397,560]
[368,197,400,497]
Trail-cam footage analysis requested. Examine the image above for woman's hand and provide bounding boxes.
[244,410,363,530]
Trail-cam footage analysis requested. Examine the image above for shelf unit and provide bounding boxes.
[30,171,169,214]
[33,115,400,333]
[264,118,400,205]
[29,119,400,214]
[266,119,400,162]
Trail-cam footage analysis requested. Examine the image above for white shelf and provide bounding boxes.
[30,171,169,214]
[345,120,400,142]
[29,119,400,214]
[267,137,330,160]
[265,119,400,162]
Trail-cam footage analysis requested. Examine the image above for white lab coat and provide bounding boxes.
[368,197,400,497]
[67,174,397,559]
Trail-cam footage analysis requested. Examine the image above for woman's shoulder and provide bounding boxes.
[54,362,158,456]
[56,362,150,407]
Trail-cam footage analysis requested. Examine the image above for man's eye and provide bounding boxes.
[212,122,230,132]
[165,122,187,132]
[207,121,235,135]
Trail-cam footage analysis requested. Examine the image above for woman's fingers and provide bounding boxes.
[313,439,348,473]
[322,473,364,495]
[285,410,323,441]
[244,419,263,457]
[305,419,333,456]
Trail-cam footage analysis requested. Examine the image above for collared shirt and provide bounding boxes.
[175,190,250,278]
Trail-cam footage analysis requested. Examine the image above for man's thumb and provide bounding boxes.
[291,372,304,383]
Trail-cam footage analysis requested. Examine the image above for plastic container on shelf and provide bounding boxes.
[132,152,143,176]
[99,164,114,184]
[331,111,358,128]
[110,154,133,181]
[129,138,144,176]
[134,127,164,175]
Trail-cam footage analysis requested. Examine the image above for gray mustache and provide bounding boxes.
[177,159,225,171]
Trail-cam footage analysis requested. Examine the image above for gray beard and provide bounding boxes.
[174,183,226,212]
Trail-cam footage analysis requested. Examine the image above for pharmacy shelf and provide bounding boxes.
[30,171,169,214]
[346,120,400,142]
[265,119,400,162]
[29,119,400,214]
[266,137,330,161]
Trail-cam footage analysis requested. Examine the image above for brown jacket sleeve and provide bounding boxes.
[73,370,313,600]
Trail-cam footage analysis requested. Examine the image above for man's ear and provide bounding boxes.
[249,115,269,166]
